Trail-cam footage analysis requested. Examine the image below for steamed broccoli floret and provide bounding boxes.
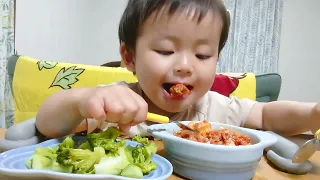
[56,147,105,174]
[132,135,149,145]
[137,159,157,174]
[144,142,157,157]
[126,137,158,174]
[131,145,157,174]
[120,164,143,178]
[34,146,58,159]
[51,161,73,173]
[87,138,126,155]
[87,127,121,140]
[78,141,93,151]
[86,127,125,155]
[56,136,75,155]
[26,127,158,177]
[59,137,75,149]
[27,154,54,170]
[94,142,131,175]
[94,155,126,175]
[25,146,58,170]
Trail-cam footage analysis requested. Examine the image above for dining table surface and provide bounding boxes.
[0,128,319,180]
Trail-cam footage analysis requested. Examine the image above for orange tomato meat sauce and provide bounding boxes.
[174,120,251,146]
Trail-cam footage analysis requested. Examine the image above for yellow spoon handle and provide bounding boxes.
[146,112,169,124]
[315,129,320,139]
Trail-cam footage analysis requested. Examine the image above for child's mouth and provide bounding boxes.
[162,83,193,97]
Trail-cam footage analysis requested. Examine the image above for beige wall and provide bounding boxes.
[15,0,127,65]
[278,0,320,101]
[15,0,320,101]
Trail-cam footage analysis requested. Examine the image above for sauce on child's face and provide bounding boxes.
[132,7,223,115]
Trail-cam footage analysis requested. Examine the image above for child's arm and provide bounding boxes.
[36,84,148,138]
[36,88,93,138]
[245,101,319,136]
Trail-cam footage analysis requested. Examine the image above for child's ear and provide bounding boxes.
[120,42,135,72]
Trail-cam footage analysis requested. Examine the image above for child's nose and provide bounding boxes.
[173,55,193,76]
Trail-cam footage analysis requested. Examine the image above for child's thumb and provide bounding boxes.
[119,123,131,133]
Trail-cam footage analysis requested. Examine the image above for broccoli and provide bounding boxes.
[26,154,54,170]
[25,128,159,178]
[58,137,75,149]
[87,138,126,155]
[51,161,73,173]
[136,159,157,174]
[120,164,143,178]
[94,156,126,175]
[57,146,105,174]
[25,147,59,170]
[132,135,149,145]
[144,142,158,157]
[86,127,126,155]
[94,143,131,175]
[78,141,93,151]
[34,146,58,159]
[125,137,158,174]
[56,136,75,156]
[86,126,121,140]
[132,145,157,174]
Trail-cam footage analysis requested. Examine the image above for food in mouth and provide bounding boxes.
[163,83,192,97]
[174,120,251,146]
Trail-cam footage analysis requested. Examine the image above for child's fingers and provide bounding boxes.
[105,102,125,123]
[119,123,131,133]
[131,92,148,124]
[85,97,107,121]
[72,119,88,134]
[87,118,100,134]
[72,118,100,134]
[118,93,142,125]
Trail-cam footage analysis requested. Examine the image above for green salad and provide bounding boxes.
[25,127,157,178]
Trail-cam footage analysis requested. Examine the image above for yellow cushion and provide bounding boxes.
[13,56,137,124]
[229,73,256,101]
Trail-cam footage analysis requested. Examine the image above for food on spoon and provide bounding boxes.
[25,127,157,178]
[174,120,251,146]
[169,84,191,96]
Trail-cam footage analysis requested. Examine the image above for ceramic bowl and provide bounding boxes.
[148,121,277,180]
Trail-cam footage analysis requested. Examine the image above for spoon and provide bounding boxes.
[292,129,320,163]
[174,121,199,132]
[146,112,169,124]
[146,113,198,133]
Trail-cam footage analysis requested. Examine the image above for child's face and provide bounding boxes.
[127,9,223,114]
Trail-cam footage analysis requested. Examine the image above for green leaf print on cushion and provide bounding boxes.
[49,66,85,90]
[37,61,58,70]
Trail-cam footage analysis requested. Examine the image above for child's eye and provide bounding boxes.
[155,50,174,56]
[196,54,211,60]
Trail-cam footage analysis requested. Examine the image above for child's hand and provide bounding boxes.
[309,103,320,135]
[77,85,148,132]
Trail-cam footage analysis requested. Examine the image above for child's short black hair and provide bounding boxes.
[118,0,230,55]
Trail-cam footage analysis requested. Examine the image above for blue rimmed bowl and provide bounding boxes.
[0,136,173,180]
[148,121,277,180]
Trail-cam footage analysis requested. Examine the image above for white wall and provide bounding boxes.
[16,0,127,65]
[16,0,320,101]
[278,0,320,102]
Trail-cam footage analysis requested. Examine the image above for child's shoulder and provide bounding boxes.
[195,91,258,126]
[203,90,257,106]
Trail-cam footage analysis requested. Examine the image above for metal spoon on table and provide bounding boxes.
[292,129,320,163]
